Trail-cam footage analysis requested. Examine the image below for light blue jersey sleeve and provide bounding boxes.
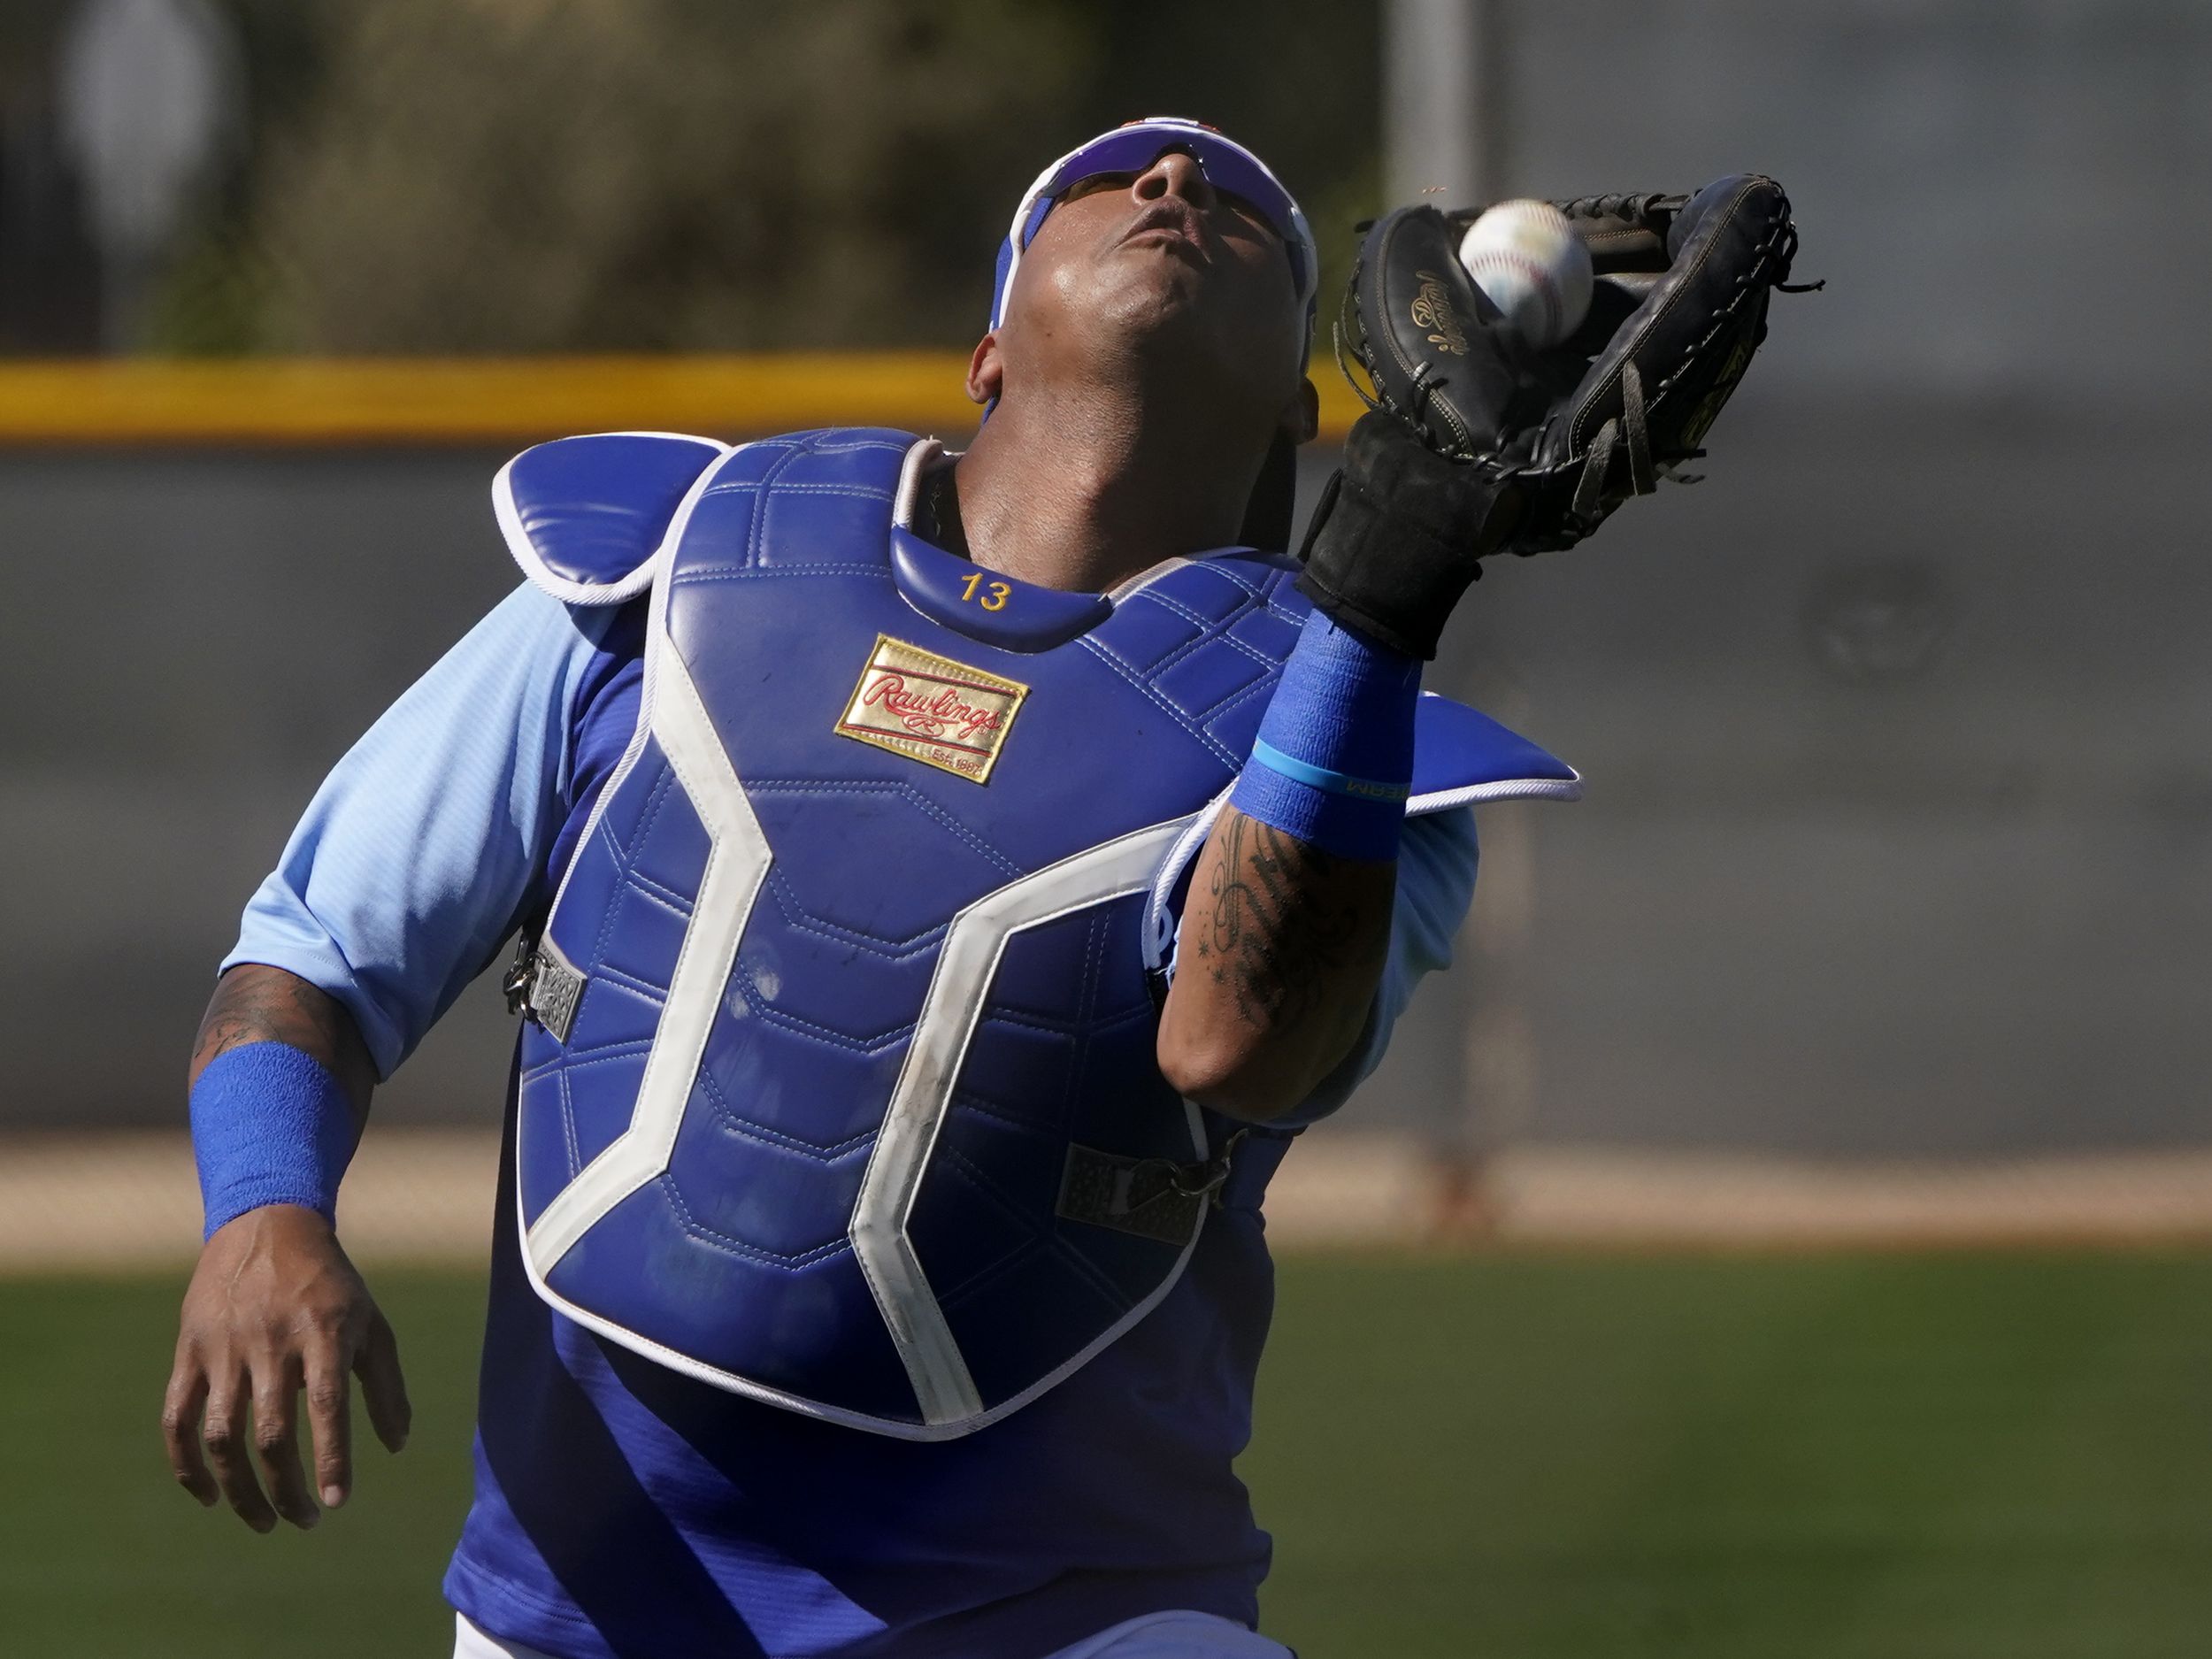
[222,583,613,1079]
[1275,804,1479,1127]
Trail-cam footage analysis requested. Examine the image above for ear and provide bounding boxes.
[965,332,1004,407]
[1277,377,1320,445]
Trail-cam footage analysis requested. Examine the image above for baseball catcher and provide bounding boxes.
[163,117,1800,1659]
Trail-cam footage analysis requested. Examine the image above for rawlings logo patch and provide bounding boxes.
[835,634,1028,783]
[1409,269,1469,356]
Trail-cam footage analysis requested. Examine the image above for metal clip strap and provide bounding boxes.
[1056,1129,1252,1245]
[503,933,584,1045]
[501,933,537,1017]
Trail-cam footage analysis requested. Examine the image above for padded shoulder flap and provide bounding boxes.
[1140,692,1578,979]
[495,431,732,604]
[1409,692,1581,810]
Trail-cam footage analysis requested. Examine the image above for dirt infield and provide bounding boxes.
[4,1131,2209,1271]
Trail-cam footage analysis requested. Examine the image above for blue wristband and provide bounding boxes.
[188,1041,357,1240]
[1230,612,1419,861]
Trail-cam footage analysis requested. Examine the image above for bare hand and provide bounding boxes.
[162,1204,411,1532]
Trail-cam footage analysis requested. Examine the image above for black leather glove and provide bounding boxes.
[1298,178,1811,658]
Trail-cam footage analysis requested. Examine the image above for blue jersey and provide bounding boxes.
[227,560,1489,1659]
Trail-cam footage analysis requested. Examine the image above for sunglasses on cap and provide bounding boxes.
[1015,122,1316,304]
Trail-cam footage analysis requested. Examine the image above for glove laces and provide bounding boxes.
[1570,359,1660,529]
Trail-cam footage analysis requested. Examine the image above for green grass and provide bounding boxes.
[0,1269,484,1659]
[1251,1254,2212,1658]
[3,1254,2208,1658]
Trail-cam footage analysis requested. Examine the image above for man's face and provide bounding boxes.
[979,148,1310,424]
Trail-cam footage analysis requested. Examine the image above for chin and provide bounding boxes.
[1052,264,1288,403]
[1081,254,1205,326]
[1118,275,1244,356]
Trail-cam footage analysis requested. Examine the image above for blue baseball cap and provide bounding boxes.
[989,116,1318,371]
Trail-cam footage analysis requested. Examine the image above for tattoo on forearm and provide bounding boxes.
[191,965,374,1106]
[1197,814,1388,1034]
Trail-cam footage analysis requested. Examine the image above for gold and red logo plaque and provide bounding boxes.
[834,634,1029,783]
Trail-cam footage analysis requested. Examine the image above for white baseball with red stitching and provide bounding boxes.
[1457,200,1594,350]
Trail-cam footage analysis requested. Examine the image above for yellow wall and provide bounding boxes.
[0,355,1364,447]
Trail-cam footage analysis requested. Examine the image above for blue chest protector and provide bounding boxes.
[498,427,1578,1440]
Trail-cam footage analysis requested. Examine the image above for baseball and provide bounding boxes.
[1456,199,1594,350]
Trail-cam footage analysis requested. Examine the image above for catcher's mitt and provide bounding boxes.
[1340,174,1811,554]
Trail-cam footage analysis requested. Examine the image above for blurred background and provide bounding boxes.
[1,3,2207,1655]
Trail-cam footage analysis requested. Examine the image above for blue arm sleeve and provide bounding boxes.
[1277,804,1480,1127]
[221,583,615,1079]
